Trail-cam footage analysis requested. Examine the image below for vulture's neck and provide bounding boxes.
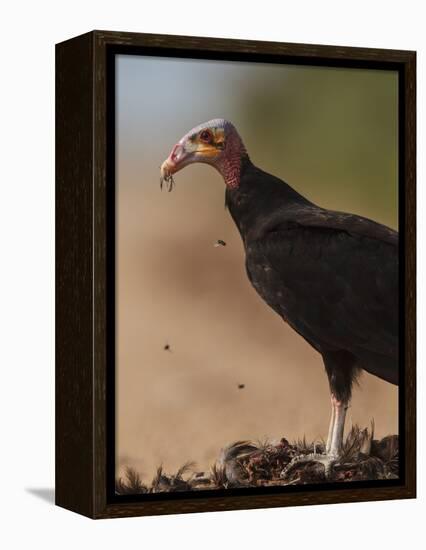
[215,135,248,189]
[225,158,313,243]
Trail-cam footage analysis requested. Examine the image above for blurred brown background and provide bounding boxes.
[116,55,398,480]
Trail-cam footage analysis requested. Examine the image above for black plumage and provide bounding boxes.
[225,157,398,404]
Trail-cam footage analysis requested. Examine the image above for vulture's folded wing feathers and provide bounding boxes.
[246,210,398,364]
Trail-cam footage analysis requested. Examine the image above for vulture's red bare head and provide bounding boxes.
[160,119,247,190]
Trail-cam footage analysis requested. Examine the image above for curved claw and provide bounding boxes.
[160,160,176,192]
[159,173,175,192]
[280,452,339,479]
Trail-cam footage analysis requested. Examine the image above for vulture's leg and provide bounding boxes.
[323,350,357,456]
[327,395,349,457]
[281,351,358,480]
[325,396,336,454]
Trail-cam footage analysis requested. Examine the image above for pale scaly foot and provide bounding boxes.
[280,450,339,479]
[281,395,349,479]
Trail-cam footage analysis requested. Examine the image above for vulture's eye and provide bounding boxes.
[199,130,212,143]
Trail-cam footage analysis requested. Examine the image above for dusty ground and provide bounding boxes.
[116,427,399,494]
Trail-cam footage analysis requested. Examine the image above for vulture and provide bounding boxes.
[160,119,398,473]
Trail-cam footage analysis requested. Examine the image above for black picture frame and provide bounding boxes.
[56,30,416,519]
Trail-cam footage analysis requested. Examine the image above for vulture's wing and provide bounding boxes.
[246,207,399,360]
[286,206,398,246]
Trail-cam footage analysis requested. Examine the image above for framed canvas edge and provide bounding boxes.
[91,29,416,61]
[56,30,416,520]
